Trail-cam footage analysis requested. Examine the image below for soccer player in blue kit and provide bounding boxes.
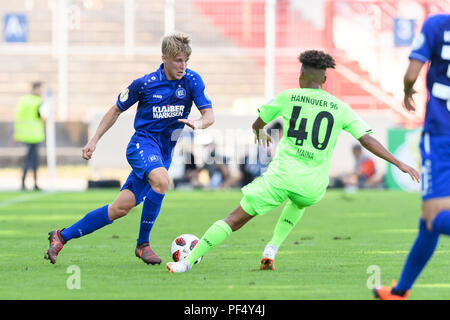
[46,32,214,265]
[374,14,450,300]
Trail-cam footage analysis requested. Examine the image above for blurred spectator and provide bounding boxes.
[267,121,283,158]
[239,121,283,187]
[14,81,45,191]
[173,151,202,189]
[239,147,269,187]
[331,144,383,190]
[201,143,236,189]
[239,154,259,187]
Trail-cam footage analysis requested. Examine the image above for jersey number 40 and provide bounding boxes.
[287,106,334,150]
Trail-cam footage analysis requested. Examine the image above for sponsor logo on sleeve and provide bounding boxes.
[119,88,129,102]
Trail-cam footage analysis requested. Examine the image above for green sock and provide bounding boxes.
[269,201,305,248]
[185,220,232,267]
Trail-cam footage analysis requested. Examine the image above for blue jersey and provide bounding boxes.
[409,14,450,135]
[116,63,212,157]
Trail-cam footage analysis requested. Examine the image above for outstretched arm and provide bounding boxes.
[403,59,425,112]
[178,108,214,130]
[252,117,272,147]
[358,134,420,182]
[82,105,122,160]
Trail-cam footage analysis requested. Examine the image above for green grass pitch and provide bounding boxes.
[0,189,449,300]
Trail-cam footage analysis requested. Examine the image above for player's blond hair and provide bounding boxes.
[161,32,192,58]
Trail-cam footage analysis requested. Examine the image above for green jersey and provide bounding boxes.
[258,88,373,197]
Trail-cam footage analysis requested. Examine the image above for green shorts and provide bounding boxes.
[240,175,325,216]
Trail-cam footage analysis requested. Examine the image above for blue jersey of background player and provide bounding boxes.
[408,14,450,135]
[46,32,215,265]
[375,14,450,300]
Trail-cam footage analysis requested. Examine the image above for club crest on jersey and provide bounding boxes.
[175,87,186,98]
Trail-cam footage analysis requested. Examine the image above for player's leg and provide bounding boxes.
[124,135,169,264]
[166,175,285,273]
[375,134,450,299]
[64,188,136,234]
[106,188,137,221]
[392,133,450,297]
[261,201,305,270]
[223,204,256,231]
[21,143,32,190]
[166,205,255,273]
[30,143,39,190]
[267,201,305,248]
[189,204,254,264]
[134,167,170,265]
[147,166,170,194]
[422,198,450,234]
[137,167,169,245]
[389,197,450,296]
[261,191,323,270]
[46,189,136,264]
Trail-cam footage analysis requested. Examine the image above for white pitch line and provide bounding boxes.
[0,192,51,209]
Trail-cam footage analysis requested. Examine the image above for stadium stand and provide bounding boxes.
[0,0,446,174]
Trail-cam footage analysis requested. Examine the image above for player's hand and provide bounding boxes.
[82,141,96,160]
[178,119,200,130]
[403,89,417,112]
[397,162,420,183]
[253,129,272,148]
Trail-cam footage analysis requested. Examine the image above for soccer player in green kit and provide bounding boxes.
[166,50,420,273]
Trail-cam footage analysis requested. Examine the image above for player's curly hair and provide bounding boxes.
[298,50,336,70]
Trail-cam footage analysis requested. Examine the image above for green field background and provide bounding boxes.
[0,189,448,300]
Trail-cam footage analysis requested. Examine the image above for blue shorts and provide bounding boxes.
[420,133,450,201]
[121,133,172,205]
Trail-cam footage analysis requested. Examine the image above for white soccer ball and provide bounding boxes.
[170,234,202,264]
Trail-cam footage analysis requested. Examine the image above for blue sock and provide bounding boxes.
[137,189,165,245]
[432,210,450,235]
[394,219,439,293]
[60,205,112,242]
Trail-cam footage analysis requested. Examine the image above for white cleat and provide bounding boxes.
[260,244,278,270]
[166,260,191,273]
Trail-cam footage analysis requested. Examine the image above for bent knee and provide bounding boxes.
[421,199,450,232]
[109,203,132,220]
[148,174,170,194]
